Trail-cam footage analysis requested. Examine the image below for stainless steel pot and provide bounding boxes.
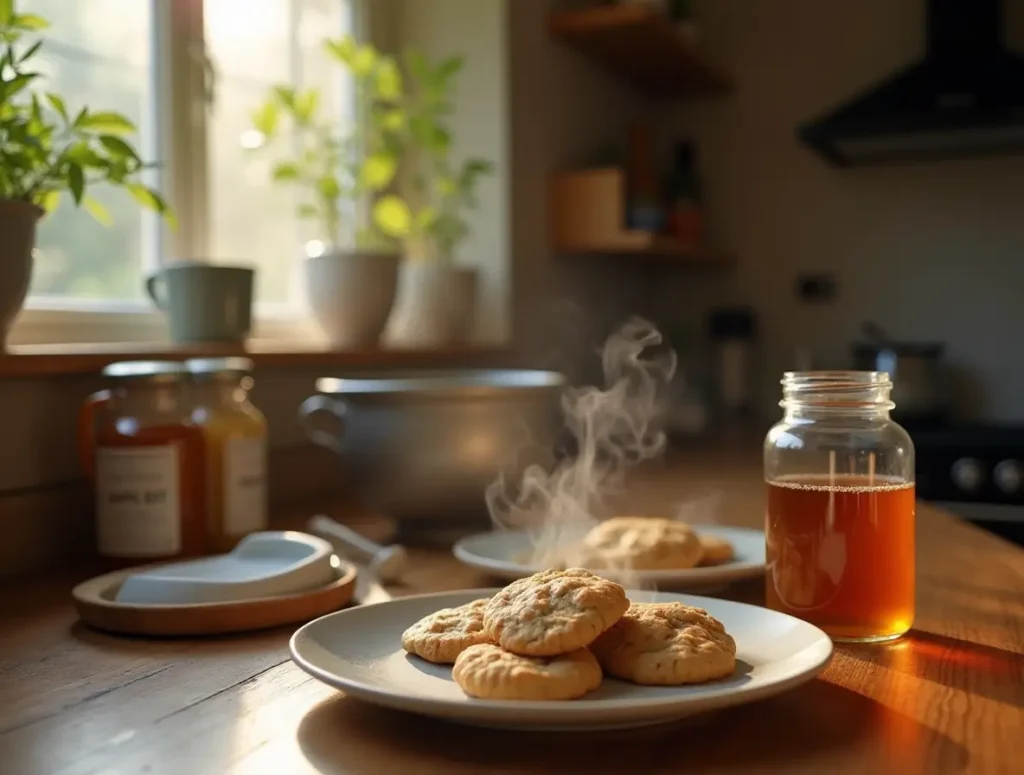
[299,370,566,524]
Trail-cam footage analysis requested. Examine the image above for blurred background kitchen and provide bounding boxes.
[2,0,1024,575]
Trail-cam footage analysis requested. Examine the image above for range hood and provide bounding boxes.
[799,0,1024,166]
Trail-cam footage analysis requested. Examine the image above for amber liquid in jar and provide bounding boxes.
[766,473,915,642]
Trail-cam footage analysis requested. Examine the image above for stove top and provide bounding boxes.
[913,424,1024,533]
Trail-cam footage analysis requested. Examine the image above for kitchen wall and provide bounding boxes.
[508,0,665,384]
[651,0,1024,422]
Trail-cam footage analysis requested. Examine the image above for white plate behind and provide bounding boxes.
[290,589,832,731]
[453,526,766,588]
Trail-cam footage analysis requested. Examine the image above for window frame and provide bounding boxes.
[10,0,362,347]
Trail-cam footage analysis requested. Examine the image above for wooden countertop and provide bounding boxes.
[1,449,1023,774]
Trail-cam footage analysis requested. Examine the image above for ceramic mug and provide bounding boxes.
[146,263,255,344]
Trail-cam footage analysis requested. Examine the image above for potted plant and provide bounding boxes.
[250,36,405,349]
[0,4,170,350]
[373,52,494,348]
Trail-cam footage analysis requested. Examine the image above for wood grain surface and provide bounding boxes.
[1,448,1022,775]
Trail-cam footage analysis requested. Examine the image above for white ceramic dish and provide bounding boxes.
[115,531,336,605]
[452,526,766,588]
[289,589,833,731]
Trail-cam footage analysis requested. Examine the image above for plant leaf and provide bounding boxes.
[77,111,136,134]
[98,134,141,162]
[415,206,437,232]
[372,195,412,238]
[435,176,458,196]
[359,152,397,189]
[126,182,169,215]
[39,189,60,213]
[251,99,279,137]
[375,58,402,100]
[317,175,340,199]
[46,92,67,122]
[293,89,319,123]
[0,0,13,27]
[12,13,50,31]
[352,44,377,77]
[82,195,111,226]
[0,72,38,101]
[380,108,406,133]
[272,162,300,181]
[438,56,465,82]
[273,85,296,109]
[68,162,85,204]
[324,36,358,67]
[18,39,41,63]
[297,202,319,219]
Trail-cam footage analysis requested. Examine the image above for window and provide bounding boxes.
[15,0,357,342]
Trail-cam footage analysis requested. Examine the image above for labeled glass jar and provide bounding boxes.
[188,358,268,552]
[764,371,915,643]
[79,361,207,563]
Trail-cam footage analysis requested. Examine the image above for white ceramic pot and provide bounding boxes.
[0,200,43,352]
[305,250,400,348]
[385,262,478,348]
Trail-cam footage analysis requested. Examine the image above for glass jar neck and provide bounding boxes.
[110,383,184,415]
[781,371,895,422]
[193,379,250,409]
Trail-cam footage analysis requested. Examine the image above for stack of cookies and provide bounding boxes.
[401,568,737,701]
[583,516,735,570]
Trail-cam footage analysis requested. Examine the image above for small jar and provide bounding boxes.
[764,371,915,643]
[80,361,207,563]
[188,358,268,552]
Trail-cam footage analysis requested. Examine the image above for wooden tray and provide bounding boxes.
[72,559,358,637]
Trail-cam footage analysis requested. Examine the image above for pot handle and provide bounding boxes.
[299,395,349,454]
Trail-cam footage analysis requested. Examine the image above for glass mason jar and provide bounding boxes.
[188,358,268,552]
[764,371,915,643]
[79,361,207,564]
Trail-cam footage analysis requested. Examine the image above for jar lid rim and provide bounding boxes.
[101,360,188,382]
[186,357,255,378]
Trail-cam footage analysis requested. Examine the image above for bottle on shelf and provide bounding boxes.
[665,140,703,246]
[625,121,665,233]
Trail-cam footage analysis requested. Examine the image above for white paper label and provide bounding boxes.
[224,436,268,535]
[96,446,180,557]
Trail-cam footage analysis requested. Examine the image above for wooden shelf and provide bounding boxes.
[550,5,732,97]
[550,167,731,265]
[0,341,513,377]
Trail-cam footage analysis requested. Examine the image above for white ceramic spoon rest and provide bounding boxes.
[115,531,336,605]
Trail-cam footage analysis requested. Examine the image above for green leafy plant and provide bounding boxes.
[374,51,494,262]
[0,1,170,224]
[250,35,404,251]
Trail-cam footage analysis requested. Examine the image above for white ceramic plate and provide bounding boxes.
[289,589,833,731]
[452,526,766,588]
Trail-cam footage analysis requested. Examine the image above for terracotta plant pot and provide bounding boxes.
[385,262,478,348]
[0,200,44,352]
[305,250,400,349]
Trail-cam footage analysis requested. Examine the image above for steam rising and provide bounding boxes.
[486,317,677,569]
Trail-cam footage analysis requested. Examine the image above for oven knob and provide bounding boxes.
[951,458,984,493]
[994,460,1022,495]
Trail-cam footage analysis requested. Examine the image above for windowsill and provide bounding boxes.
[0,341,515,377]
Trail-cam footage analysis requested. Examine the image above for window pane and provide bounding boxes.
[24,0,156,303]
[205,0,354,307]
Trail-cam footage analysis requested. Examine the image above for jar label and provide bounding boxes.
[224,436,268,535]
[96,446,181,557]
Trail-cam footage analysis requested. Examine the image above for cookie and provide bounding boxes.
[697,534,735,566]
[590,602,736,685]
[452,643,602,701]
[584,517,704,571]
[401,598,491,664]
[484,568,629,656]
